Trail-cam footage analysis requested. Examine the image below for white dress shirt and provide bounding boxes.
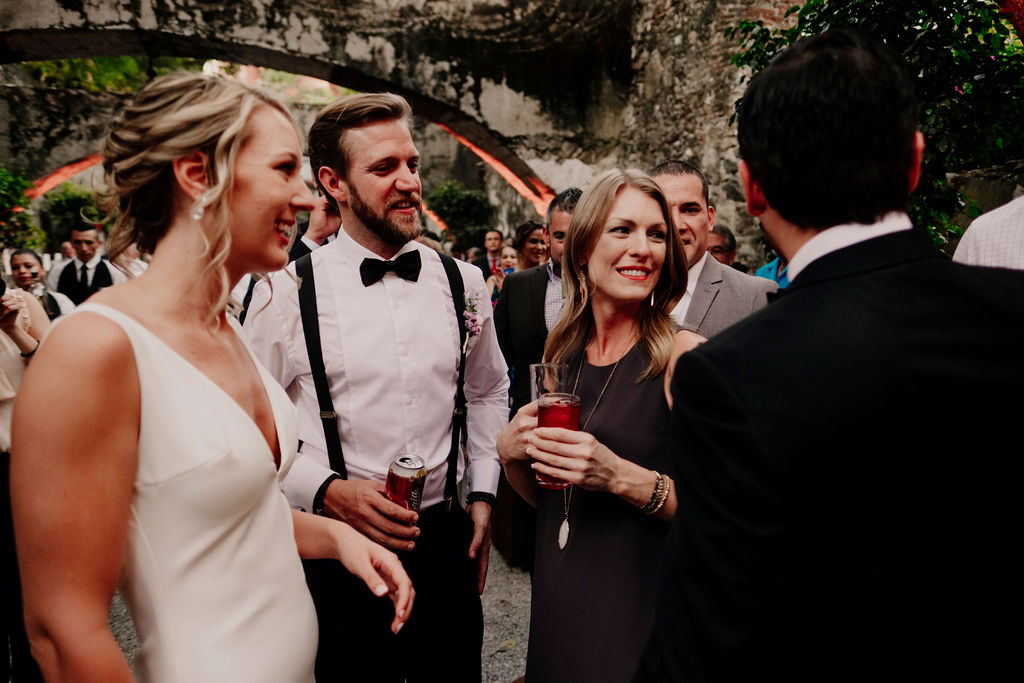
[243,228,509,512]
[787,212,913,281]
[45,253,127,291]
[670,250,709,327]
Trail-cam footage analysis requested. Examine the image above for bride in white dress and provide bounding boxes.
[11,73,413,682]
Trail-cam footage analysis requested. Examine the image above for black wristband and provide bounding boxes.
[312,474,343,516]
[20,339,40,357]
[466,491,496,507]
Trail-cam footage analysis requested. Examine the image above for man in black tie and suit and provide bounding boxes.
[46,226,126,304]
[636,29,1024,682]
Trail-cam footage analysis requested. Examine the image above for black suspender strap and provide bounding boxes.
[438,252,468,510]
[296,250,468,504]
[295,254,348,479]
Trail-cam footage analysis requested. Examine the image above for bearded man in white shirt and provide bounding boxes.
[244,93,509,683]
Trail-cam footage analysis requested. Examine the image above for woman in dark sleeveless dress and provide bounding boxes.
[498,168,703,682]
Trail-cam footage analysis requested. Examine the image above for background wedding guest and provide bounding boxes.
[707,224,747,271]
[513,220,548,270]
[485,243,519,305]
[953,194,1024,268]
[498,169,701,683]
[1,289,48,683]
[637,30,1024,682]
[473,228,504,279]
[45,225,126,305]
[9,249,75,320]
[12,72,412,683]
[650,160,776,337]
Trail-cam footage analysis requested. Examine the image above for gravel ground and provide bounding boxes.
[110,549,531,682]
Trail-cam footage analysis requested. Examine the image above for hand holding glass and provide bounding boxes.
[529,363,580,490]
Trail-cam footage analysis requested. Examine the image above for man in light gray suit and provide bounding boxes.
[651,160,777,337]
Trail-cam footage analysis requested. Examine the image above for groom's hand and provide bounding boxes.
[324,479,419,551]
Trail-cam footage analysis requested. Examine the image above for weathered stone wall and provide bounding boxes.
[6,0,1014,263]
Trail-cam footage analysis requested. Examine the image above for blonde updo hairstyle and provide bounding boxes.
[100,71,299,322]
[544,168,687,379]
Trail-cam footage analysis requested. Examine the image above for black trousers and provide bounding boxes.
[2,454,43,682]
[304,502,483,683]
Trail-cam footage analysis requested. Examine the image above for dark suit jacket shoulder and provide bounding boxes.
[471,255,492,281]
[493,264,550,416]
[638,229,1024,682]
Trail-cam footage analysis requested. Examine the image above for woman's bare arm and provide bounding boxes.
[11,314,140,682]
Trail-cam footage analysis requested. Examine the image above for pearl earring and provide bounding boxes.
[191,191,214,221]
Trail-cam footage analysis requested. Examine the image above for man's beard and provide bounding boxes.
[349,183,422,248]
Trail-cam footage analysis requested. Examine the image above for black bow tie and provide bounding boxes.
[359,250,422,286]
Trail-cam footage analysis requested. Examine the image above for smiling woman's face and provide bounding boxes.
[583,186,668,311]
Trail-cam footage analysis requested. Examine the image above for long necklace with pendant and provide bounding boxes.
[557,332,633,551]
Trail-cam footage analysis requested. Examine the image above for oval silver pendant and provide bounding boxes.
[557,518,570,550]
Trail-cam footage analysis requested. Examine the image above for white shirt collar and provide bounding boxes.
[686,251,709,295]
[74,253,104,269]
[787,212,913,282]
[334,226,419,264]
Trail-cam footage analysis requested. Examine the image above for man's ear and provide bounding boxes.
[707,204,717,230]
[171,151,209,200]
[908,131,926,194]
[739,160,767,217]
[318,166,349,209]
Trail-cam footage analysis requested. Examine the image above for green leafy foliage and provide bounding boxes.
[22,56,204,93]
[424,181,495,250]
[0,167,44,249]
[725,0,1024,252]
[41,182,105,251]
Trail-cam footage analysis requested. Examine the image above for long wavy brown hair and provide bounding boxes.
[543,168,687,379]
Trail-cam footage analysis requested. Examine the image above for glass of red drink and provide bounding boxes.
[530,363,569,401]
[535,392,581,490]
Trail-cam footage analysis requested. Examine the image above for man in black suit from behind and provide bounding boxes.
[636,30,1024,682]
[490,186,580,570]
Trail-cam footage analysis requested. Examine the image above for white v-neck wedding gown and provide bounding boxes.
[76,304,317,682]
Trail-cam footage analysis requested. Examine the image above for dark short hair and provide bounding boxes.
[649,160,710,206]
[546,187,583,225]
[308,93,413,206]
[10,248,43,266]
[738,29,918,229]
[711,224,736,251]
[512,221,544,253]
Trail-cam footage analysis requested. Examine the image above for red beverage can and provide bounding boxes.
[385,454,427,511]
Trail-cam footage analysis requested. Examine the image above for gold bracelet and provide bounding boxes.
[639,472,665,515]
[649,475,671,515]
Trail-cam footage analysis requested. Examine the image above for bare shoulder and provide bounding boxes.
[25,308,137,398]
[673,329,706,355]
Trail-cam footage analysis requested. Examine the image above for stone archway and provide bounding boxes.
[3,0,806,265]
[0,0,647,215]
